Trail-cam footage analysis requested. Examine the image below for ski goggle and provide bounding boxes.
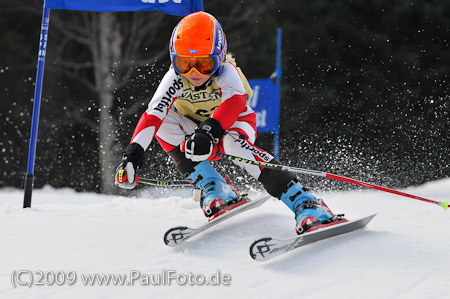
[173,55,220,77]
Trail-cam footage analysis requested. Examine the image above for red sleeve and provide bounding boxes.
[130,113,163,146]
[212,94,247,130]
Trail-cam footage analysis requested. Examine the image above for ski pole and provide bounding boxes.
[138,177,193,187]
[138,177,200,201]
[215,152,449,210]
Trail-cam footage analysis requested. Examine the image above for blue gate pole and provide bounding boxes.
[23,8,51,208]
[273,28,282,158]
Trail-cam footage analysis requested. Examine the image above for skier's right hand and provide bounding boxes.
[115,143,145,190]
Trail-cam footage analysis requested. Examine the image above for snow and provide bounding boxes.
[1,179,449,299]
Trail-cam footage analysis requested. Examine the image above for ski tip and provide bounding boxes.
[249,237,273,261]
[439,201,448,210]
[163,226,188,246]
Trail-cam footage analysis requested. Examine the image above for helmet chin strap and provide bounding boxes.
[194,76,214,91]
[213,64,224,77]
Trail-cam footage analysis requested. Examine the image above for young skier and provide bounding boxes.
[115,11,344,234]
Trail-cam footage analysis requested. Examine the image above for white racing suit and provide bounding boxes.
[129,62,296,198]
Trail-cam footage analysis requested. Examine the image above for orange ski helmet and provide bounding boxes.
[170,12,227,76]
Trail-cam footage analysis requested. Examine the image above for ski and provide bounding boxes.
[164,195,272,247]
[249,213,376,261]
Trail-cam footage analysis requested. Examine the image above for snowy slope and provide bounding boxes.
[0,179,449,299]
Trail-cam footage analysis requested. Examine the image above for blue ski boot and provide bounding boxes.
[280,180,338,234]
[187,161,240,217]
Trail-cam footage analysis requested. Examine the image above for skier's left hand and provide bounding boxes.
[184,118,225,162]
[184,131,214,161]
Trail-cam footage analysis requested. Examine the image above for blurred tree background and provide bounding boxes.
[0,0,449,195]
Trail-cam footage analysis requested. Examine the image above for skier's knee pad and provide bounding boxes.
[258,159,297,198]
[167,147,199,177]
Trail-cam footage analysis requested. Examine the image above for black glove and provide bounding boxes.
[115,143,145,189]
[185,118,225,162]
